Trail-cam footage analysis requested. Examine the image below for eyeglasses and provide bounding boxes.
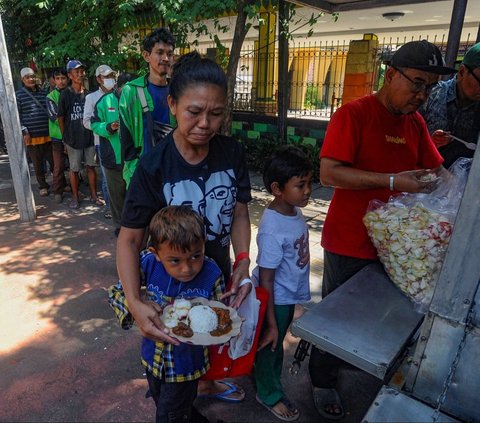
[465,64,480,86]
[393,66,438,94]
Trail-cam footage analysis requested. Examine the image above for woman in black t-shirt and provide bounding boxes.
[116,52,252,413]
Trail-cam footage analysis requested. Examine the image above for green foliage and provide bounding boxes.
[238,133,280,172]
[153,0,227,40]
[0,0,141,73]
[151,0,241,65]
[304,83,324,109]
[1,0,330,135]
[284,7,325,41]
[1,0,330,70]
[238,133,320,182]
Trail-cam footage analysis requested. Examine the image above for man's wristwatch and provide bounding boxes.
[389,175,395,191]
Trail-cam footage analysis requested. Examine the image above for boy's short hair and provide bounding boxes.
[149,206,205,252]
[143,27,176,53]
[50,68,67,78]
[263,146,314,194]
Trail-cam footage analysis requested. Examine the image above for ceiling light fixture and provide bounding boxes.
[382,12,405,21]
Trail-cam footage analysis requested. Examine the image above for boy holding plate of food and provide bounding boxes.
[109,205,231,422]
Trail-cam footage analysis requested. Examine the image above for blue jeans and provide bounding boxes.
[95,145,109,208]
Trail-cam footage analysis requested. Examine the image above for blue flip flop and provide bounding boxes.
[197,381,245,403]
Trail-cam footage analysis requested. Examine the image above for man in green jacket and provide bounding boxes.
[119,28,175,186]
[91,73,134,236]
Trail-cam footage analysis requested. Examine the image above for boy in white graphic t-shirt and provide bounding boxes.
[253,146,313,421]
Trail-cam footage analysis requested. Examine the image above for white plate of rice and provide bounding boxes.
[161,297,241,345]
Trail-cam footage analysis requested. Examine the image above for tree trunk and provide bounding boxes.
[222,0,255,136]
[0,16,36,222]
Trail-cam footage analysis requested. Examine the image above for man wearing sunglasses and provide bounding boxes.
[420,42,480,168]
[309,40,455,421]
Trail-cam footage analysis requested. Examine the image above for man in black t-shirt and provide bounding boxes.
[58,60,102,209]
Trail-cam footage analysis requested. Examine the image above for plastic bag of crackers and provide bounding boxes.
[363,158,471,312]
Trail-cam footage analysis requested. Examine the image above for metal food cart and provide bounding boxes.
[291,150,480,422]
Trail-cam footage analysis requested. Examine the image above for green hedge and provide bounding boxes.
[238,134,320,182]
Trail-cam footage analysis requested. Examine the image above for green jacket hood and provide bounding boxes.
[127,75,148,88]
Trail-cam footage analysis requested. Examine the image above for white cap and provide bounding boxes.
[95,64,115,77]
[20,67,35,78]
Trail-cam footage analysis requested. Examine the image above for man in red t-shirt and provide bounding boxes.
[310,40,455,420]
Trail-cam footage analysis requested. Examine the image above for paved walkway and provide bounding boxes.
[0,154,379,422]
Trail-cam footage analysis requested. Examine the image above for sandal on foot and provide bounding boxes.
[313,388,344,421]
[256,395,299,421]
[90,197,105,206]
[69,199,80,210]
[197,381,245,403]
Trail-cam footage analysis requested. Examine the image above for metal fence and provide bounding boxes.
[206,33,477,119]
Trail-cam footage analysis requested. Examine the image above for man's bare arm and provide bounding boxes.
[320,157,441,193]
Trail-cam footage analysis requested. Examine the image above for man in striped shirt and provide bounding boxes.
[16,67,53,196]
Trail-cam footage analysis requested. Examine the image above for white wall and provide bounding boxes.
[188,0,479,51]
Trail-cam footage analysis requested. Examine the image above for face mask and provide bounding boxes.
[103,78,116,90]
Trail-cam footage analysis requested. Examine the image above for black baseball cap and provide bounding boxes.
[389,40,456,75]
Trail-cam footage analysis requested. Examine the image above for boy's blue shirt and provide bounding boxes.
[108,250,224,382]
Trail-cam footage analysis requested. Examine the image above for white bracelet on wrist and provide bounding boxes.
[239,278,252,287]
[389,175,395,191]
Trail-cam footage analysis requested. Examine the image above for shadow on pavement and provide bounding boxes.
[0,156,379,422]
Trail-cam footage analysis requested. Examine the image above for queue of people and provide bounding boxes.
[14,62,105,209]
[10,27,480,422]
[13,28,178,233]
[14,62,118,212]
